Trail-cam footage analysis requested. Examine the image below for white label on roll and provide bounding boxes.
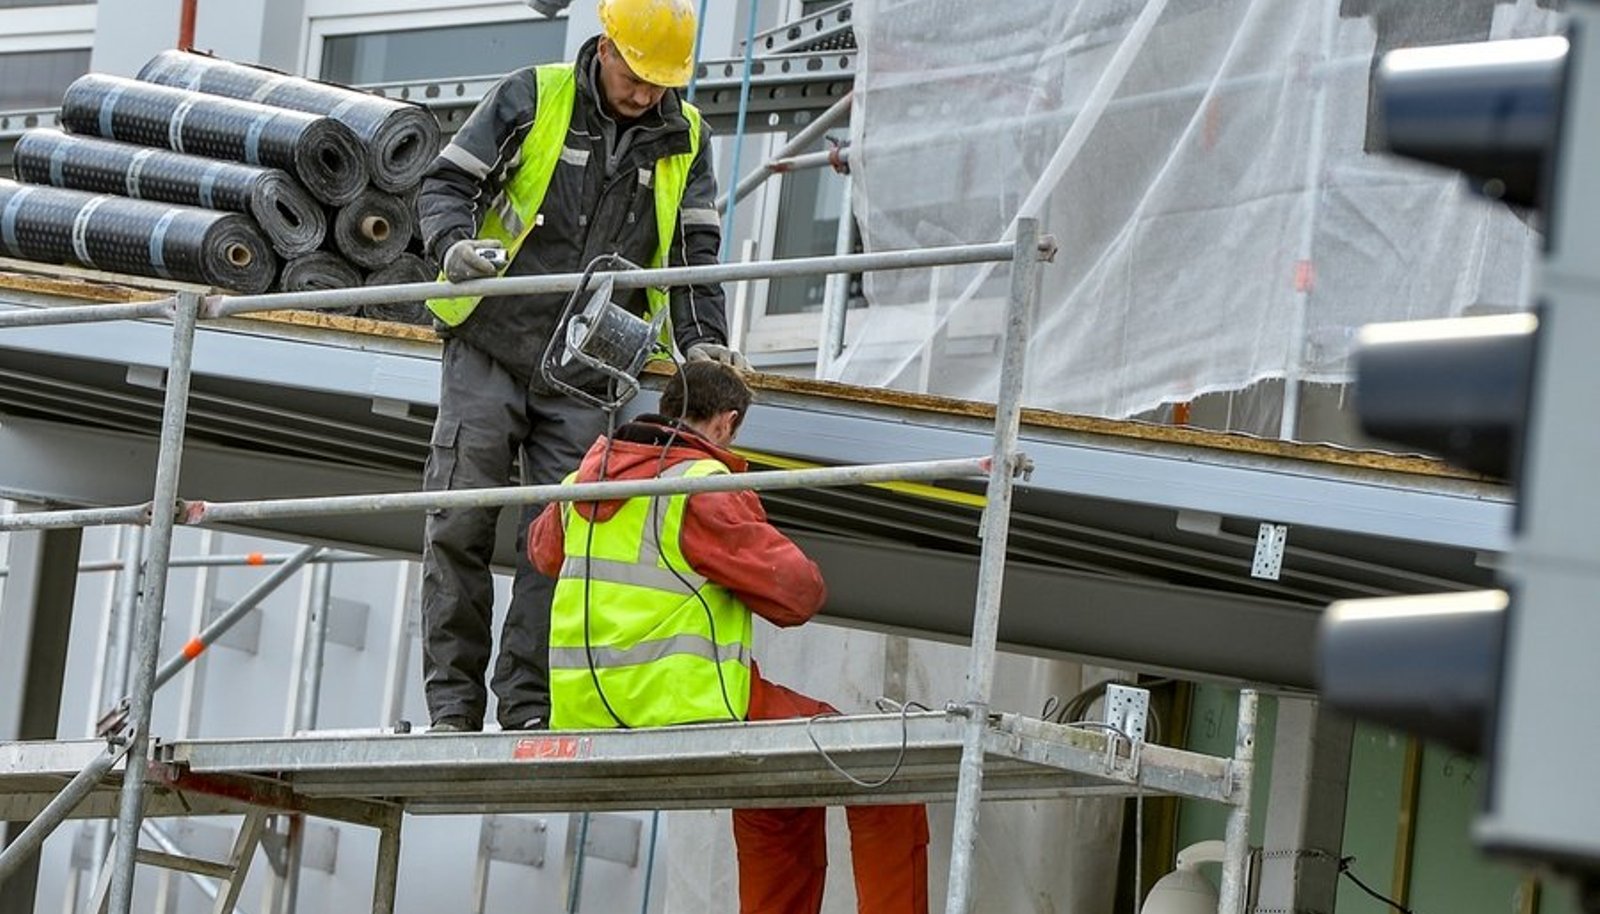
[148,209,179,279]
[98,83,126,140]
[169,97,198,154]
[244,111,273,165]
[199,161,224,209]
[126,147,157,198]
[71,195,111,268]
[329,97,359,121]
[249,75,288,103]
[1,185,35,254]
[48,141,67,187]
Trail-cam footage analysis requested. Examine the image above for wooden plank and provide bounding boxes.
[0,267,1487,482]
[239,309,439,344]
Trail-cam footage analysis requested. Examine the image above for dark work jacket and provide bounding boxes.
[417,36,728,392]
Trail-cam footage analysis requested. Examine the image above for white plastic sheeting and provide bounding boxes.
[833,0,1562,420]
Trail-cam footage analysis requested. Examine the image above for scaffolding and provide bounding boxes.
[0,1,1265,907]
[0,221,1258,914]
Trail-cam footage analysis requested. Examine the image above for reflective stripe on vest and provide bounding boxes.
[426,63,704,327]
[549,459,753,730]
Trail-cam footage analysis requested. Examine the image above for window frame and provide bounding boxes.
[303,3,567,84]
[0,5,94,113]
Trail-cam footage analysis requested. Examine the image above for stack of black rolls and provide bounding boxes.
[4,50,442,323]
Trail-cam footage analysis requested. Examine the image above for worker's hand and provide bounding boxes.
[686,342,751,371]
[443,239,505,283]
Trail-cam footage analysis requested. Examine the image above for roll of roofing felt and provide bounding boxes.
[278,251,362,305]
[360,252,434,325]
[14,129,326,258]
[60,74,367,206]
[0,179,277,293]
[138,50,442,194]
[329,188,414,270]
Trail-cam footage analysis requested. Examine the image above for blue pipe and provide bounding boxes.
[686,0,712,101]
[637,810,662,914]
[718,0,761,260]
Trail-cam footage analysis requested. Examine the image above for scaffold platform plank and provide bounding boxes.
[0,714,1240,822]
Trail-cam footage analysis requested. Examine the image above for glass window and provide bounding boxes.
[0,0,93,6]
[768,165,855,315]
[320,18,568,85]
[0,47,90,110]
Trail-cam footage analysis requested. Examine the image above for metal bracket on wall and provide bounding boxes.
[1252,523,1290,581]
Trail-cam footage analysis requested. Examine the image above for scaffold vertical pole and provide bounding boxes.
[1219,689,1259,914]
[944,218,1043,914]
[372,807,403,914]
[105,291,201,914]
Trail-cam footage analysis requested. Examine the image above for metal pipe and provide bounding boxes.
[185,456,990,525]
[177,0,197,48]
[150,545,320,693]
[0,744,126,885]
[94,525,144,889]
[1277,0,1339,441]
[0,504,153,533]
[81,529,124,896]
[717,0,761,260]
[1219,689,1260,914]
[817,171,855,378]
[684,0,710,102]
[566,813,592,914]
[766,146,850,175]
[638,811,661,914]
[108,291,202,914]
[0,299,172,330]
[944,219,1045,914]
[138,820,253,913]
[208,243,1017,318]
[379,563,419,727]
[0,549,382,578]
[371,808,403,914]
[297,562,334,732]
[716,92,853,214]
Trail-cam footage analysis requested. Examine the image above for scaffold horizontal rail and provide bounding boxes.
[0,240,1034,329]
[0,456,993,532]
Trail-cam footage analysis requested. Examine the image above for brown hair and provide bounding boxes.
[660,361,752,427]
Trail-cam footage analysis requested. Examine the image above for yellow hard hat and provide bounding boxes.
[598,0,698,88]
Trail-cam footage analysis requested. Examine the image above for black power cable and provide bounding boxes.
[1339,856,1416,914]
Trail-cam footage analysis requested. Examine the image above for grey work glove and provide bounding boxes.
[443,238,505,283]
[686,342,751,371]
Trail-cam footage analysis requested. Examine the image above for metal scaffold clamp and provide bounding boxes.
[96,698,131,741]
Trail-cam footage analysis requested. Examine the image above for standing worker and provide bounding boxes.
[528,361,931,913]
[416,0,747,733]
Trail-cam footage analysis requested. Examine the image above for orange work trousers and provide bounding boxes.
[735,675,930,914]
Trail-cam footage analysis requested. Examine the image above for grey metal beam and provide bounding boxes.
[0,302,1510,552]
[0,414,1325,686]
[0,517,83,914]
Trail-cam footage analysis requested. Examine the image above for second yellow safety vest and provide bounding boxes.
[548,459,754,730]
[426,63,703,327]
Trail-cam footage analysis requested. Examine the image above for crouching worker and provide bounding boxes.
[528,361,929,913]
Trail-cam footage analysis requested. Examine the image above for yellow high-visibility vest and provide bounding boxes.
[426,63,703,327]
[549,459,753,730]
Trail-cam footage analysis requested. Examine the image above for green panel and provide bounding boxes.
[1174,686,1277,887]
[1175,701,1588,914]
[1407,744,1540,914]
[1333,727,1408,914]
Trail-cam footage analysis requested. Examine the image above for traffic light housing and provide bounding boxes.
[1323,17,1600,891]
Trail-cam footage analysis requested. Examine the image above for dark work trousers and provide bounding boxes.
[421,338,608,729]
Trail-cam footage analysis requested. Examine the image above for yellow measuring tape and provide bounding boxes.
[733,448,988,509]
